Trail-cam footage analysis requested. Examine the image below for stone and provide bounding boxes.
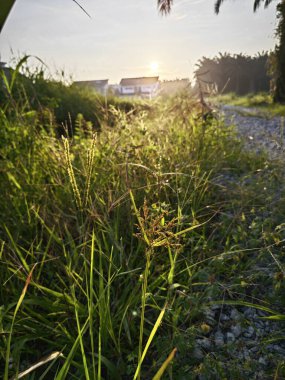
[220,313,230,322]
[272,345,285,355]
[243,348,250,360]
[204,310,216,326]
[226,332,235,343]
[244,308,255,319]
[243,326,255,338]
[196,338,212,351]
[193,347,204,360]
[258,357,267,366]
[231,324,242,338]
[211,304,221,311]
[230,308,241,321]
[214,330,225,347]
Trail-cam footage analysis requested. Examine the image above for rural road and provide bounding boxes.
[220,105,285,160]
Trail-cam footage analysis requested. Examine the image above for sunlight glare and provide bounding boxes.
[150,62,159,73]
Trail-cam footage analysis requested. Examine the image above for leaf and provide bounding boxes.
[152,348,177,380]
[10,351,63,380]
[133,304,166,380]
[4,264,37,380]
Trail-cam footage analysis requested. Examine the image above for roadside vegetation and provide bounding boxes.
[212,92,285,117]
[1,64,285,379]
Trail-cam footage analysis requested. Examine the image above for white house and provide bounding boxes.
[119,77,159,98]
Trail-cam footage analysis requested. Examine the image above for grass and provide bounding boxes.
[1,67,285,378]
[211,92,285,117]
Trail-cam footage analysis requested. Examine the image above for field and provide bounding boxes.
[1,70,285,379]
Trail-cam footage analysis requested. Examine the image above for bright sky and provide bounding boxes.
[0,0,278,83]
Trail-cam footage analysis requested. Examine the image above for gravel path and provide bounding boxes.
[221,105,285,160]
[191,105,285,379]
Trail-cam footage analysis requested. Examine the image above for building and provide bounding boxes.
[74,79,109,96]
[119,76,159,98]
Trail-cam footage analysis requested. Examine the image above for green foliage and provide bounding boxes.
[1,67,285,379]
[195,52,270,96]
[273,0,285,103]
[0,62,146,136]
[212,92,285,116]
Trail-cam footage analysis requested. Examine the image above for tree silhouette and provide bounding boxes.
[215,0,285,103]
[158,0,285,103]
[214,0,273,14]
[195,52,270,95]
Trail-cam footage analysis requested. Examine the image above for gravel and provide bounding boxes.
[191,105,285,378]
[221,105,285,160]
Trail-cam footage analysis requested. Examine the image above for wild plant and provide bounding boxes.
[1,74,285,379]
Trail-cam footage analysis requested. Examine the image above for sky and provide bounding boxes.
[0,0,278,83]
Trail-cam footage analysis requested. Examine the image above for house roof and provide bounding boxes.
[74,79,109,87]
[120,77,159,86]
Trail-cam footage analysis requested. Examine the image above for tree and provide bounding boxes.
[158,0,285,103]
[215,0,285,103]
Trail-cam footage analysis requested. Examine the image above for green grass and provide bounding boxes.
[1,68,285,379]
[211,92,285,117]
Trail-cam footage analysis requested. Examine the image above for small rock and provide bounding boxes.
[257,310,267,318]
[193,347,204,360]
[230,308,241,321]
[220,313,230,322]
[226,332,235,343]
[215,330,225,347]
[246,339,258,348]
[258,357,267,366]
[243,348,250,360]
[256,328,264,338]
[244,308,255,319]
[196,338,212,350]
[231,324,242,338]
[272,345,285,355]
[204,309,216,326]
[249,346,259,354]
[210,304,221,311]
[255,321,265,329]
[243,326,255,338]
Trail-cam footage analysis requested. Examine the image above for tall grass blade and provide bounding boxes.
[133,304,167,380]
[4,264,37,380]
[10,351,63,380]
[55,317,89,380]
[152,347,177,380]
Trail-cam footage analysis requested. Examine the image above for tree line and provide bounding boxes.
[158,0,285,103]
[194,52,270,95]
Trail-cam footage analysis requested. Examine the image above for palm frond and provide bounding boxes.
[217,0,274,14]
[214,0,225,14]
[254,0,262,11]
[72,0,91,18]
[254,0,273,12]
[264,0,274,8]
[157,0,173,15]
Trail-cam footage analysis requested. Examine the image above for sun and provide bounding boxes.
[150,62,159,72]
